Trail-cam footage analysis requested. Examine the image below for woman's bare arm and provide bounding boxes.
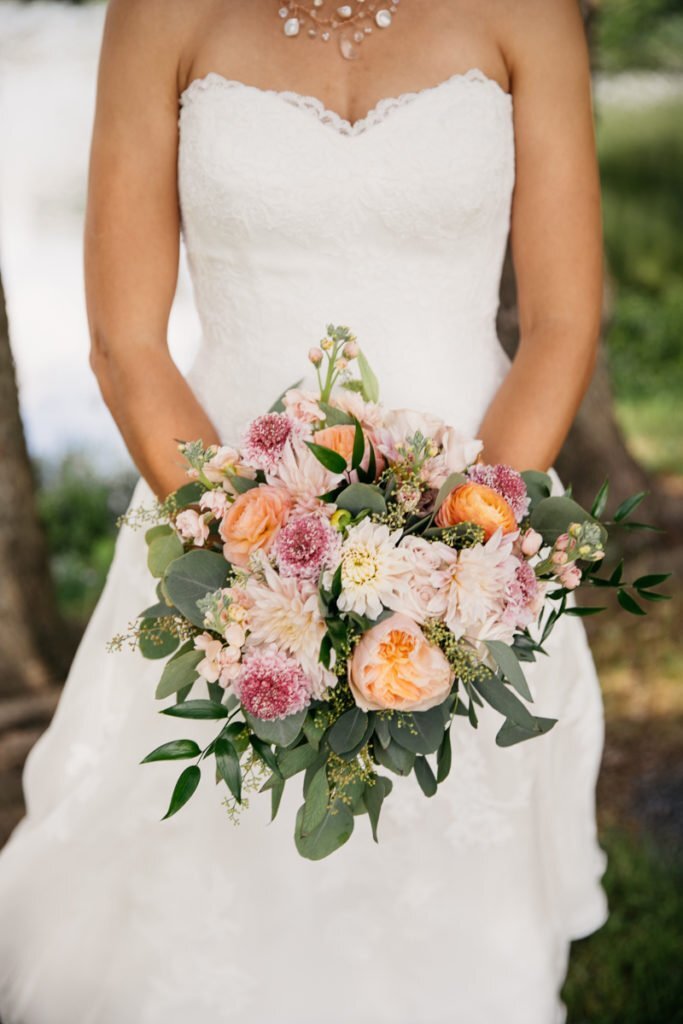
[477,0,603,471]
[85,0,220,500]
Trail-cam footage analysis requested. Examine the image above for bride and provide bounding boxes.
[0,1,608,1021]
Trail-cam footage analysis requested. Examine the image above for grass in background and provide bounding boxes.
[597,99,683,475]
[563,827,683,1024]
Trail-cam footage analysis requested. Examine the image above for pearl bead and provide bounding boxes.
[375,9,392,27]
[337,4,353,16]
[283,16,300,35]
[278,6,288,17]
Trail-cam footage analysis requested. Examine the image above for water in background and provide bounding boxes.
[0,0,200,471]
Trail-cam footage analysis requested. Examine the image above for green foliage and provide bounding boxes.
[564,828,683,1023]
[597,100,683,472]
[37,454,136,623]
[596,0,683,72]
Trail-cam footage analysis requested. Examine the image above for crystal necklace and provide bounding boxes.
[277,0,401,60]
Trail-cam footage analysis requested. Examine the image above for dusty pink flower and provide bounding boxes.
[274,513,341,581]
[560,565,582,590]
[283,388,322,424]
[175,509,209,547]
[503,558,540,627]
[467,463,530,523]
[555,533,570,552]
[241,413,297,473]
[199,490,229,519]
[520,527,543,557]
[234,647,313,720]
[308,347,323,366]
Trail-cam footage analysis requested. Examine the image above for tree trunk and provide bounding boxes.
[0,267,68,696]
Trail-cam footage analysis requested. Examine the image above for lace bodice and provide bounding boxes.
[178,68,515,441]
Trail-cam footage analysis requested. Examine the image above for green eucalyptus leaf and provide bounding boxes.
[530,496,607,546]
[364,776,391,842]
[155,649,203,700]
[613,491,647,522]
[388,706,445,754]
[436,728,452,783]
[215,736,242,802]
[329,707,369,755]
[294,801,354,861]
[357,348,380,403]
[161,699,228,720]
[472,675,536,730]
[590,479,610,518]
[278,742,319,779]
[617,590,646,616]
[495,716,557,747]
[138,618,179,660]
[335,482,387,516]
[162,764,201,820]
[485,640,533,702]
[145,524,173,545]
[306,441,348,474]
[521,470,552,510]
[414,755,438,797]
[373,738,416,776]
[147,531,184,579]
[244,709,306,748]
[433,473,467,516]
[302,766,330,834]
[141,739,202,764]
[163,550,231,628]
[270,777,285,821]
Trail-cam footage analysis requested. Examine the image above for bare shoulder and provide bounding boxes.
[101,0,219,95]
[492,0,590,86]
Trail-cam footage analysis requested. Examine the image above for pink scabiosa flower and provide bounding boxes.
[241,412,297,473]
[274,513,341,581]
[234,647,313,721]
[503,558,541,628]
[467,463,531,523]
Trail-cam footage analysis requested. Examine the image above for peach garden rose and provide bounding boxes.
[219,484,292,568]
[348,613,453,713]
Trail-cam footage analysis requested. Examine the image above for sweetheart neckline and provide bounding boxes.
[178,67,513,139]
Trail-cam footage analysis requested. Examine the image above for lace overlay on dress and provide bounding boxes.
[179,67,512,137]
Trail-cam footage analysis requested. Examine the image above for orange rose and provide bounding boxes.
[314,424,383,478]
[435,481,516,540]
[219,485,292,568]
[348,613,453,713]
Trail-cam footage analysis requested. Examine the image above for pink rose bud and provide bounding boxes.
[308,347,323,366]
[552,550,568,566]
[343,340,359,359]
[521,528,543,557]
[555,533,570,552]
[560,565,582,589]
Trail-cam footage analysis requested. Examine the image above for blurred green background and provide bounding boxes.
[3,1,682,1021]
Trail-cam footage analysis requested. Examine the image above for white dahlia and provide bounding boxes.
[337,518,410,620]
[266,440,342,515]
[244,559,335,697]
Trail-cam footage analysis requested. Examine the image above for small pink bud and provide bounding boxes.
[343,340,359,359]
[308,347,323,366]
[521,528,543,557]
[560,565,582,589]
[552,550,568,566]
[335,357,348,371]
[555,533,570,552]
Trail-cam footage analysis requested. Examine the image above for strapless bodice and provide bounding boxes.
[177,69,515,440]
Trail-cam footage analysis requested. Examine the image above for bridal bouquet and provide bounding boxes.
[122,325,668,859]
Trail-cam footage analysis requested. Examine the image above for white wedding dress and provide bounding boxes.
[0,69,608,1024]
